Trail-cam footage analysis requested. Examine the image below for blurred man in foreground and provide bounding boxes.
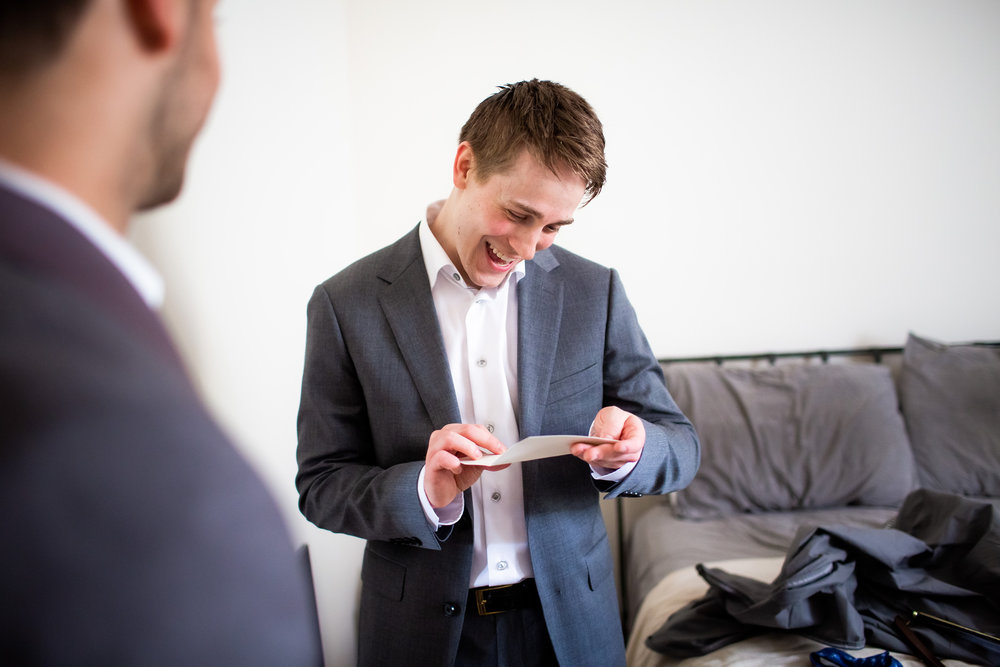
[0,2,319,663]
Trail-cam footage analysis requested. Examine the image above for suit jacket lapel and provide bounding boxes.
[376,227,461,428]
[517,250,563,439]
[373,230,566,440]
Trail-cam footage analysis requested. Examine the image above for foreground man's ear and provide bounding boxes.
[124,0,184,52]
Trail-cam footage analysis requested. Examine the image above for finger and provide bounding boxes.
[571,443,611,463]
[570,442,602,458]
[428,448,463,474]
[429,428,489,461]
[575,441,640,466]
[427,440,489,477]
[467,425,507,455]
[442,423,507,455]
[590,443,631,461]
[613,440,641,459]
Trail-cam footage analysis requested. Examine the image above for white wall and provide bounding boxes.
[131,2,1000,665]
[131,3,364,665]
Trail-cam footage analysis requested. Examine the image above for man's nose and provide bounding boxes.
[510,226,544,261]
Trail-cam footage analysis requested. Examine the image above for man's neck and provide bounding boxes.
[426,194,468,279]
[0,74,133,235]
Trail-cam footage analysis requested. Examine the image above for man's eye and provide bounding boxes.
[544,225,561,233]
[506,209,527,222]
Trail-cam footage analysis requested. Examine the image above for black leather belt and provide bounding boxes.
[468,579,540,616]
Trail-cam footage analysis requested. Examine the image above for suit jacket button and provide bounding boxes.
[443,602,460,617]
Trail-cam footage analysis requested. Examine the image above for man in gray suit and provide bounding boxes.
[297,79,699,666]
[0,1,318,663]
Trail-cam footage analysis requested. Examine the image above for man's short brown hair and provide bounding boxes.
[0,1,92,77]
[459,79,607,205]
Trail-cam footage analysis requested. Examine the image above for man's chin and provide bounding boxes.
[473,271,511,290]
[137,174,185,212]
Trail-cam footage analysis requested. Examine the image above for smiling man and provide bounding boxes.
[296,79,700,667]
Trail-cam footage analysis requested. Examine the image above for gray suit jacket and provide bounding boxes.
[297,226,699,666]
[0,184,320,665]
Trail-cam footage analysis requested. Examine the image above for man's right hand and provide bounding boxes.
[424,424,506,508]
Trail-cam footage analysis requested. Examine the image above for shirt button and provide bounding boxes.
[452,272,461,282]
[496,561,508,571]
[477,359,487,367]
[486,423,495,433]
[491,491,502,503]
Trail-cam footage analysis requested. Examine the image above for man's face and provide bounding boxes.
[441,145,587,289]
[140,0,221,210]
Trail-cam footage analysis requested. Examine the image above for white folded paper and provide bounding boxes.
[460,434,617,466]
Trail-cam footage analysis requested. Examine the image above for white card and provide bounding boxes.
[460,434,617,466]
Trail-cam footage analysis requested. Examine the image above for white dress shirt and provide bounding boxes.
[415,203,632,588]
[0,158,164,308]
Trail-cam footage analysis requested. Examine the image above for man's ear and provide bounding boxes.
[453,141,475,189]
[124,0,182,52]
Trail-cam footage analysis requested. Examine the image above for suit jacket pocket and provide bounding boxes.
[546,361,601,407]
[584,539,614,592]
[362,546,406,601]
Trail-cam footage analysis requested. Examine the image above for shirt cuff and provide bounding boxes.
[417,465,464,528]
[590,459,637,482]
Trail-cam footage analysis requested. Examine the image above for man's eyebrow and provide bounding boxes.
[509,201,575,226]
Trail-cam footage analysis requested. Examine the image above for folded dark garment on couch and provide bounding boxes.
[646,489,1000,664]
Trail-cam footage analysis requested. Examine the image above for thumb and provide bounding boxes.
[589,406,626,439]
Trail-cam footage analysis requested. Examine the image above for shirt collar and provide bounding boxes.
[0,159,165,309]
[418,201,526,292]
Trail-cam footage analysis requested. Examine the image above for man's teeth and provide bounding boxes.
[489,242,514,264]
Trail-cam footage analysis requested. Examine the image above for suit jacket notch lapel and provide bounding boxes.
[517,255,563,439]
[376,230,461,429]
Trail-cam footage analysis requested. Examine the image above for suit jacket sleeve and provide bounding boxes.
[296,282,444,550]
[595,269,700,499]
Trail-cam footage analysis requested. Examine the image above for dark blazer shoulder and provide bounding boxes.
[0,259,321,665]
[530,244,617,300]
[318,225,422,298]
[0,184,182,367]
[535,243,612,277]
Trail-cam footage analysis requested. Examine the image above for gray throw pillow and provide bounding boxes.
[899,333,1000,496]
[665,362,918,519]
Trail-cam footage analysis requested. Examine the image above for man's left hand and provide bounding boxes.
[570,406,645,470]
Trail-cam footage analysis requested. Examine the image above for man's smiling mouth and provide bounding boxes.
[487,241,516,266]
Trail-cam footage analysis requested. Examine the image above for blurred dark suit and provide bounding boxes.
[0,183,320,665]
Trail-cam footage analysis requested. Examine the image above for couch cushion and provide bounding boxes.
[664,362,918,519]
[899,333,1000,496]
